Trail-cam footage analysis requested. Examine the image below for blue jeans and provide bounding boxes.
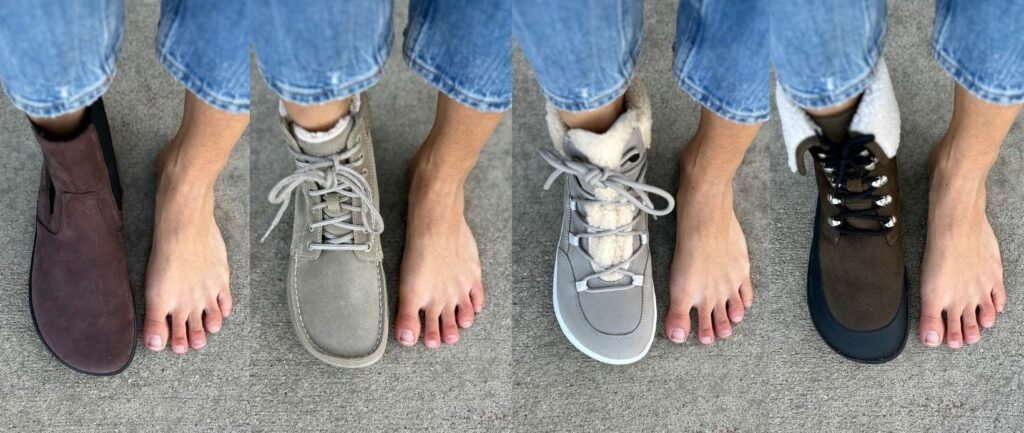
[252,0,511,112]
[512,0,770,124]
[773,0,1024,107]
[513,0,1024,123]
[0,0,249,117]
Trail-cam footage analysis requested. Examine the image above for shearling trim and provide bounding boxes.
[585,203,636,280]
[545,80,652,169]
[776,59,901,173]
[280,94,362,144]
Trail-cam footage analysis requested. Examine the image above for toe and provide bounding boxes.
[469,282,485,313]
[993,280,1007,313]
[393,299,423,347]
[697,304,714,345]
[727,290,745,323]
[663,301,692,344]
[170,313,189,354]
[946,311,963,349]
[218,291,234,319]
[713,303,733,339]
[423,309,442,349]
[456,296,475,329]
[739,277,754,308]
[962,308,981,345]
[919,300,945,348]
[441,307,460,345]
[204,300,224,334]
[979,298,997,329]
[142,307,170,352]
[188,311,207,350]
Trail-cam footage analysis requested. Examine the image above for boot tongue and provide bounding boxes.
[563,129,645,282]
[291,117,357,239]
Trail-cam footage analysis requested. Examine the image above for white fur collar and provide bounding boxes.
[776,59,901,173]
[545,81,652,169]
[544,82,653,280]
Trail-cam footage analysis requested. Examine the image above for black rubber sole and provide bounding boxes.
[806,204,909,364]
[28,97,136,376]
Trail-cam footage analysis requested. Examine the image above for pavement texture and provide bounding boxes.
[0,1,251,432]
[3,0,1023,432]
[512,1,1023,432]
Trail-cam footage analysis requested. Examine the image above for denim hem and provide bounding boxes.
[157,49,250,114]
[675,74,769,125]
[402,49,511,113]
[543,78,632,113]
[933,47,1024,106]
[776,52,881,110]
[2,71,114,118]
[260,66,383,107]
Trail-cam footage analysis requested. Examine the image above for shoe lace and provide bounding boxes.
[811,133,895,237]
[540,148,675,293]
[261,142,384,250]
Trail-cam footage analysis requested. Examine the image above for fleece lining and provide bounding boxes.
[545,82,652,280]
[280,94,362,144]
[777,59,901,173]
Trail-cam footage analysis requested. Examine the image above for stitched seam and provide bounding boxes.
[291,244,384,360]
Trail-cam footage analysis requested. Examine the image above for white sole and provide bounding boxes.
[552,263,656,366]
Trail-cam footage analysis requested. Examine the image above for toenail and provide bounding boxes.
[147,336,163,350]
[924,331,939,345]
[399,330,414,345]
[670,328,686,342]
[209,325,221,333]
[426,340,440,349]
[700,336,713,344]
[194,341,206,349]
[173,345,186,354]
[949,341,962,349]
[733,315,743,323]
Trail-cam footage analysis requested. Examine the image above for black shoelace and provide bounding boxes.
[812,133,896,237]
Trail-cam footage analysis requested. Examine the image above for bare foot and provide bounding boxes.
[920,148,1006,349]
[664,166,753,345]
[393,157,484,349]
[142,141,233,354]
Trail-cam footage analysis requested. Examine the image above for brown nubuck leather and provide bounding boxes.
[30,100,135,375]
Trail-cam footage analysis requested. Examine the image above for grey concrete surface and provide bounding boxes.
[0,1,250,431]
[511,1,1023,432]
[247,3,513,432]
[3,0,1023,432]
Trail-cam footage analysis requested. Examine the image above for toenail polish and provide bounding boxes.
[924,331,939,345]
[670,328,685,342]
[147,336,162,350]
[399,330,414,345]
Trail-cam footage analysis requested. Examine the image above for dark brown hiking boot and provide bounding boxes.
[777,60,908,363]
[30,99,135,375]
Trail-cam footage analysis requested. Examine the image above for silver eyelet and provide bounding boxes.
[865,161,877,171]
[823,167,835,174]
[871,175,889,188]
[875,195,892,207]
[827,193,842,205]
[828,217,842,227]
[883,216,897,228]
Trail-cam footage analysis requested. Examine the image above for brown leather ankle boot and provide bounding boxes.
[30,99,135,375]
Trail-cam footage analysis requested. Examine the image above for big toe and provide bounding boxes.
[919,304,945,348]
[663,302,692,344]
[394,302,422,347]
[142,308,170,352]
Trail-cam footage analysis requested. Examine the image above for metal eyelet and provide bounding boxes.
[827,217,842,227]
[883,216,897,228]
[871,175,889,188]
[875,195,892,207]
[827,193,842,205]
[823,167,835,174]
